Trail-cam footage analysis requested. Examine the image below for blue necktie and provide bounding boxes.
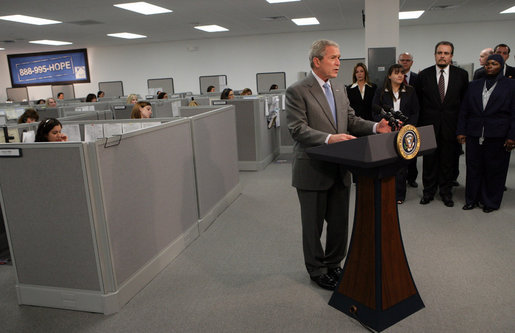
[323,82,337,123]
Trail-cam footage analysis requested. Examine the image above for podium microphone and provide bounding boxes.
[372,105,401,131]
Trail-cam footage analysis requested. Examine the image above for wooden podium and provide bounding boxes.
[306,125,436,332]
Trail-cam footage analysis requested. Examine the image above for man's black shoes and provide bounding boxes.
[310,273,337,291]
[327,267,343,282]
[420,195,433,205]
[408,180,418,188]
[462,203,477,210]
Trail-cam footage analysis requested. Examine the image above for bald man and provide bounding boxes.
[472,48,493,80]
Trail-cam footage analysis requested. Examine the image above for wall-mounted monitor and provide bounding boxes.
[7,49,91,88]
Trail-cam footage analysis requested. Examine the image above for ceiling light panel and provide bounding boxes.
[0,15,61,25]
[114,2,172,15]
[29,40,72,46]
[107,32,147,39]
[194,25,229,32]
[291,17,320,26]
[500,6,515,14]
[399,10,424,20]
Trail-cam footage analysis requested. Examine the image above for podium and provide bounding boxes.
[306,125,436,332]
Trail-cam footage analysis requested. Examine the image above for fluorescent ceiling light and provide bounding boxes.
[114,2,172,15]
[291,17,319,26]
[0,15,61,25]
[267,0,301,3]
[107,32,147,39]
[0,48,5,50]
[399,10,424,20]
[500,6,515,14]
[29,40,72,46]
[194,25,229,32]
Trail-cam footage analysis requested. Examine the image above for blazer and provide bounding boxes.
[346,82,377,120]
[416,65,469,139]
[371,85,419,126]
[408,71,418,87]
[286,72,375,190]
[457,76,515,140]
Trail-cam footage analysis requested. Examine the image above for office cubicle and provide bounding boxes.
[52,84,75,99]
[199,75,227,95]
[147,78,174,95]
[0,106,240,313]
[211,97,280,170]
[6,87,29,102]
[98,81,124,98]
[256,72,286,94]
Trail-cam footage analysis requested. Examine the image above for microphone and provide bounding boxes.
[384,106,409,123]
[372,105,400,131]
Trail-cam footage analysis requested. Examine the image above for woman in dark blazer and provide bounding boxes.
[457,54,515,213]
[372,64,419,204]
[346,63,377,121]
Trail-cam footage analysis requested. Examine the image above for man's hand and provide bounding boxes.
[457,134,466,144]
[505,138,515,152]
[376,119,392,133]
[328,133,357,144]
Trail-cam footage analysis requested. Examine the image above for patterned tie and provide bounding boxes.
[438,69,445,102]
[323,82,337,123]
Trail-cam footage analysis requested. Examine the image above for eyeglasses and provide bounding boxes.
[399,59,412,62]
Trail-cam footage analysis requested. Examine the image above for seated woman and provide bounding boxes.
[36,99,46,105]
[126,94,138,105]
[35,118,68,142]
[18,108,39,124]
[97,90,105,98]
[46,98,57,108]
[372,64,419,204]
[269,84,279,91]
[346,62,377,121]
[220,88,234,100]
[241,88,253,95]
[85,93,97,102]
[131,101,153,119]
[207,85,215,93]
[157,92,168,99]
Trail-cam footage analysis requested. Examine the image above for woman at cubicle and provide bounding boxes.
[241,88,253,95]
[207,85,215,93]
[36,99,46,105]
[18,108,39,124]
[46,98,57,108]
[85,94,97,102]
[126,94,138,105]
[35,118,68,142]
[157,92,168,99]
[97,90,105,98]
[131,101,152,119]
[346,62,377,121]
[220,88,234,100]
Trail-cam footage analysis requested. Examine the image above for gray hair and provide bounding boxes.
[309,39,339,68]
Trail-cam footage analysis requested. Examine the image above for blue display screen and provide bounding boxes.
[8,49,90,87]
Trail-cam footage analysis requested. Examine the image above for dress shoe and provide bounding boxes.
[451,181,460,187]
[420,196,433,205]
[408,180,418,188]
[327,267,343,281]
[310,273,337,291]
[462,203,477,210]
[442,197,454,207]
[482,207,495,213]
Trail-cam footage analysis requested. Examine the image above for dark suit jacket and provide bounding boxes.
[371,85,419,126]
[416,65,469,140]
[346,83,376,121]
[457,76,515,140]
[473,67,485,80]
[408,71,418,87]
[286,73,375,190]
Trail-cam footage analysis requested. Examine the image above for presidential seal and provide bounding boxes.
[396,125,420,160]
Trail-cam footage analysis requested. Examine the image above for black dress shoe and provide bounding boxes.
[451,181,460,187]
[420,196,433,205]
[310,274,337,290]
[442,197,454,207]
[483,207,495,213]
[327,267,343,281]
[462,203,477,210]
[408,181,418,188]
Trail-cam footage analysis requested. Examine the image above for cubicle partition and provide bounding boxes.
[0,106,240,314]
[212,98,279,170]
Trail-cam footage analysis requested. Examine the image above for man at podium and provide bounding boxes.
[286,39,391,290]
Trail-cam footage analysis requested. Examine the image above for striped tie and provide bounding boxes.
[438,69,445,102]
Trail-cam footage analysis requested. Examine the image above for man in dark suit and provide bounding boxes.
[494,43,515,79]
[398,52,419,188]
[472,48,493,80]
[417,41,469,207]
[286,39,391,290]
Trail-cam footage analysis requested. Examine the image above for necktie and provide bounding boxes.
[323,82,337,123]
[438,69,445,102]
[403,74,408,85]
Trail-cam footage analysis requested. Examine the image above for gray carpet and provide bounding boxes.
[1,155,514,333]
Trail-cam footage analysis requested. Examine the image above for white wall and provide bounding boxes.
[1,19,514,101]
